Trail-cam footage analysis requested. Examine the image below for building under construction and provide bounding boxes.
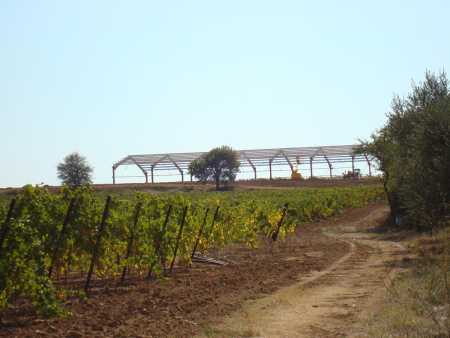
[112,144,375,184]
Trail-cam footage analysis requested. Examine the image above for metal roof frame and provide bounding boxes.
[112,144,374,183]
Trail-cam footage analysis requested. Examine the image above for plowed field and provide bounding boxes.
[1,203,405,338]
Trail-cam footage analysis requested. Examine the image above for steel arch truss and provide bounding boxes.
[112,144,374,183]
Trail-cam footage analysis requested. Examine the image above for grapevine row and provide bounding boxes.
[0,185,384,316]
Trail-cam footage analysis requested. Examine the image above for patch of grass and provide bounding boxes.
[363,227,450,338]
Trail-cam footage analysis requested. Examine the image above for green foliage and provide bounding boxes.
[0,185,384,316]
[188,146,240,190]
[57,152,93,188]
[0,187,65,317]
[360,71,450,230]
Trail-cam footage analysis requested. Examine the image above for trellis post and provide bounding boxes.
[271,203,289,242]
[169,206,188,273]
[121,202,142,283]
[48,197,77,278]
[205,206,220,244]
[191,208,209,259]
[85,196,112,293]
[148,205,172,279]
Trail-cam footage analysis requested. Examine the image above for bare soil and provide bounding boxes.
[0,203,403,338]
[200,205,407,338]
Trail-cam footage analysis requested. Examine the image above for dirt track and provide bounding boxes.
[0,204,406,338]
[200,205,407,338]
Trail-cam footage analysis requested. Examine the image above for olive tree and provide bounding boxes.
[57,152,93,187]
[188,146,240,190]
[360,71,450,230]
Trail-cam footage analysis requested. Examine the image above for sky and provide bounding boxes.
[1,0,449,186]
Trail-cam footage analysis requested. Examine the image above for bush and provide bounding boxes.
[360,71,450,231]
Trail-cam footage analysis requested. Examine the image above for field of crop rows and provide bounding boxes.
[0,185,384,316]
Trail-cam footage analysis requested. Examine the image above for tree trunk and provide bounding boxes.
[382,170,399,226]
[215,176,220,191]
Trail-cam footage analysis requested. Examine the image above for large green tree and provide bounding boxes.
[188,146,240,190]
[57,152,93,188]
[360,71,450,230]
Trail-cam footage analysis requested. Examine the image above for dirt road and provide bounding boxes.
[200,206,407,338]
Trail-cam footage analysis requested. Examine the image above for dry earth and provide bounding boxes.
[199,205,408,338]
[0,204,408,338]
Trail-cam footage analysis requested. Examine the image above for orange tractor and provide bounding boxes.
[291,168,303,180]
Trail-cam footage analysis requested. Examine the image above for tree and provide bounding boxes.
[57,152,93,187]
[360,71,450,231]
[188,146,240,190]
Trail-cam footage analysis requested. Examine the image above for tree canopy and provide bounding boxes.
[360,71,450,230]
[188,146,240,190]
[57,152,93,188]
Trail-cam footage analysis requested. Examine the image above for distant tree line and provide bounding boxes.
[360,71,450,231]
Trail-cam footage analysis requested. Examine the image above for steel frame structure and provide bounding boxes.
[112,144,374,184]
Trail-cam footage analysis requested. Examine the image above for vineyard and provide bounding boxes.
[0,185,384,318]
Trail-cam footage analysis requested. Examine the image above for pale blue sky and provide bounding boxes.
[1,0,449,186]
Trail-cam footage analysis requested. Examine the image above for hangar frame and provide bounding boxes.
[112,145,374,184]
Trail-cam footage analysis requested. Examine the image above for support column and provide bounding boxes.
[324,156,332,179]
[167,156,184,183]
[364,154,372,176]
[144,172,148,184]
[269,159,273,180]
[151,166,155,184]
[351,155,355,172]
[131,158,147,184]
[112,167,116,184]
[243,153,257,180]
[309,157,313,179]
[280,151,294,174]
[190,173,193,182]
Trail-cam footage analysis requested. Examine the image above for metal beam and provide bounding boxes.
[113,155,132,170]
[279,150,294,172]
[269,159,273,180]
[364,154,372,176]
[112,144,369,183]
[130,158,148,183]
[242,152,257,179]
[167,155,184,182]
[323,155,333,179]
